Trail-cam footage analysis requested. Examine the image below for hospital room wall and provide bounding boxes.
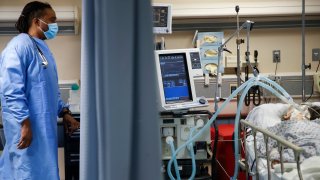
[0,0,82,80]
[158,28,320,74]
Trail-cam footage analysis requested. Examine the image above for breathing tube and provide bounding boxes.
[166,75,301,180]
[166,136,181,180]
[187,127,197,180]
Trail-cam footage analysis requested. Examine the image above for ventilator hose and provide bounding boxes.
[167,78,256,178]
[188,128,197,180]
[167,76,297,180]
[167,139,181,180]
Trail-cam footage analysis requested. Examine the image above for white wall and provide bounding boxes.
[158,28,320,74]
[0,0,82,80]
[2,0,320,79]
[152,0,320,74]
[153,0,320,17]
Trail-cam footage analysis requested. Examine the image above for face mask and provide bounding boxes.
[38,19,59,39]
[289,105,310,121]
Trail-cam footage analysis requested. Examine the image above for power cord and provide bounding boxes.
[275,60,279,76]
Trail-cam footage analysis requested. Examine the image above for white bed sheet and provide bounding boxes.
[273,156,320,180]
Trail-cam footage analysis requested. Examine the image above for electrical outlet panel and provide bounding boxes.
[273,50,281,63]
[312,48,320,61]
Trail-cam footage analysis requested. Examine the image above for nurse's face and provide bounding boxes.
[37,8,57,39]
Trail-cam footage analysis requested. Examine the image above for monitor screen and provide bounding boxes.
[159,53,193,104]
[153,6,168,28]
[155,48,208,112]
[152,4,172,34]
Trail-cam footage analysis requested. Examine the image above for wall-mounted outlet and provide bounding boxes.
[273,50,280,63]
[312,48,320,61]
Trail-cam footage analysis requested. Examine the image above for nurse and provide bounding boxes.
[0,1,80,179]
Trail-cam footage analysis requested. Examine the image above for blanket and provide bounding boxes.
[256,119,320,162]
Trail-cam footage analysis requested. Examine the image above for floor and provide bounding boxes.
[58,148,66,180]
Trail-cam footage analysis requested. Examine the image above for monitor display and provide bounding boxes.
[153,6,169,28]
[152,4,172,34]
[155,48,208,112]
[159,53,193,104]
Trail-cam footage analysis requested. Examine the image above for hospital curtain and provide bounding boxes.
[80,0,161,179]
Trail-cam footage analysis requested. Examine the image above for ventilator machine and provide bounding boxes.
[154,49,212,179]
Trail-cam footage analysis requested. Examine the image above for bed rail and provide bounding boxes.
[240,119,304,180]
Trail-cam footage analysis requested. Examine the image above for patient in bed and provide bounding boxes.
[256,104,320,168]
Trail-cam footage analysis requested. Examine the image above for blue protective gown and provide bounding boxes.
[0,33,67,180]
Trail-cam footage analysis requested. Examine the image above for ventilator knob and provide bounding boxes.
[199,98,206,104]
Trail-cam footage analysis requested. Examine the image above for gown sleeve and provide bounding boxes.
[0,46,30,123]
[57,90,69,117]
[53,63,69,116]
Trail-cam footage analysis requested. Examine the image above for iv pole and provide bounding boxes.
[236,6,241,105]
[214,6,245,112]
[214,17,254,111]
[301,0,306,102]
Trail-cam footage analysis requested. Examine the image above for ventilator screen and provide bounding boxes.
[159,53,193,104]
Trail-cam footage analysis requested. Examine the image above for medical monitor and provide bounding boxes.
[155,49,208,112]
[152,4,172,34]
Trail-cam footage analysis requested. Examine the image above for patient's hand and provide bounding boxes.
[282,108,293,121]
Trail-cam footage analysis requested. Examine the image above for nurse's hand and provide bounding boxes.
[63,114,80,136]
[17,118,33,149]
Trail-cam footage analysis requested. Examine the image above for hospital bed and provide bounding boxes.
[239,103,320,180]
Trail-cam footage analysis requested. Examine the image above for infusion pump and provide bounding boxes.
[160,112,211,160]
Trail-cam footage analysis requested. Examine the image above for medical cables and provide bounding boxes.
[166,75,302,180]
